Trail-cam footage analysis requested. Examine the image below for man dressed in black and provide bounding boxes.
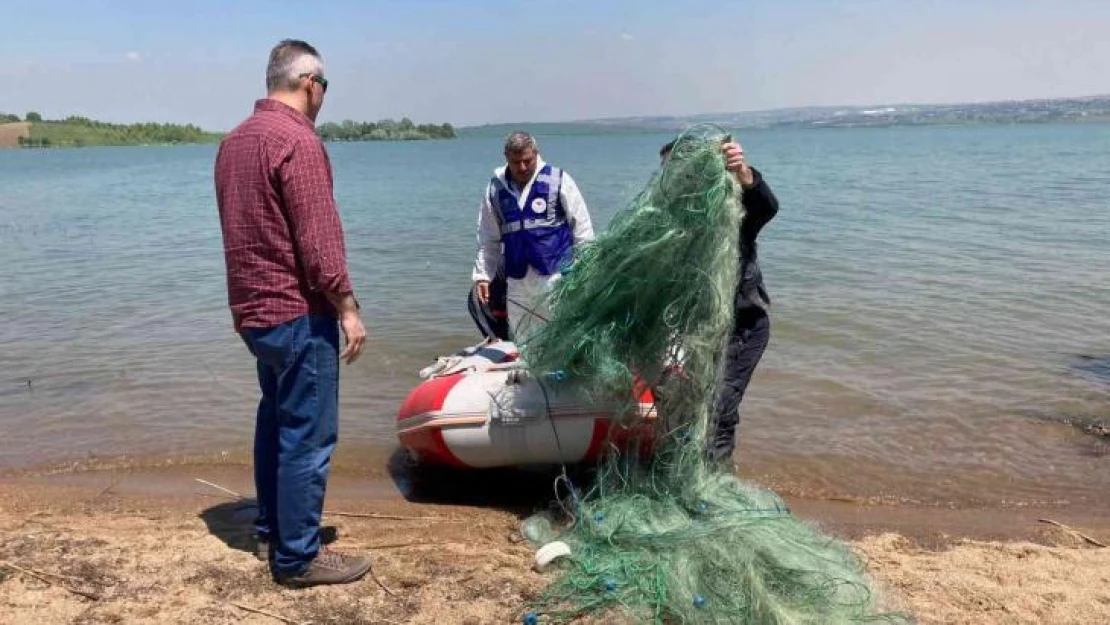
[661,137,780,465]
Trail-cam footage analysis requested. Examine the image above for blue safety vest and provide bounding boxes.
[489,164,573,279]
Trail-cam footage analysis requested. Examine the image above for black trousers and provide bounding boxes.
[467,275,510,341]
[708,310,771,463]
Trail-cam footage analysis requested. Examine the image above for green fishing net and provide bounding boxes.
[515,126,911,624]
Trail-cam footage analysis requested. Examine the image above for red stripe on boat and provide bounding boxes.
[398,427,469,468]
[632,374,655,404]
[584,418,657,462]
[397,373,464,422]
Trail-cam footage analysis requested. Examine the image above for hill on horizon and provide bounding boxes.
[460,93,1110,136]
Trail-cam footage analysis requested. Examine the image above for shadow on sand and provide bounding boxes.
[195,448,588,555]
[385,447,594,517]
[197,497,338,559]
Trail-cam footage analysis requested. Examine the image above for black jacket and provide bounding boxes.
[735,167,779,318]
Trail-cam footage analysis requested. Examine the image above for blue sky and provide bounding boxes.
[3,0,1109,129]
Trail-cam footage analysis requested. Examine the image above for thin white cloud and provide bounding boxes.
[125,51,141,62]
[620,33,634,41]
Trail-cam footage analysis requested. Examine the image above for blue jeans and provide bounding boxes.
[240,315,339,576]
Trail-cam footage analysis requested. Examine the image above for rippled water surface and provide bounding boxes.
[2,124,1108,508]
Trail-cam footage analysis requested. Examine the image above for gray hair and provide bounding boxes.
[265,39,325,93]
[504,131,537,155]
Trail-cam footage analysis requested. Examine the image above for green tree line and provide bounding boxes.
[3,113,222,147]
[34,115,221,147]
[3,111,458,147]
[317,118,456,141]
[0,111,43,122]
[18,136,52,148]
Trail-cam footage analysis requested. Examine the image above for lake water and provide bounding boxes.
[2,123,1108,510]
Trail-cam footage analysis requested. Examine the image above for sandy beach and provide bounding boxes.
[0,122,31,148]
[0,457,1107,625]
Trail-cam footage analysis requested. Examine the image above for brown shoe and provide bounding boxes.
[275,549,372,588]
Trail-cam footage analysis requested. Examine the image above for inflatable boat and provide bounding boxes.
[396,340,658,468]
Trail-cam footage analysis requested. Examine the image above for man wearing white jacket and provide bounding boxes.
[472,131,594,339]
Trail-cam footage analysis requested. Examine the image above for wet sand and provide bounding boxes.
[1,453,1108,624]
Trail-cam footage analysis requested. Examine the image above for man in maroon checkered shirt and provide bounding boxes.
[214,39,370,588]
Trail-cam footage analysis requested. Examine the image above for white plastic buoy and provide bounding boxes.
[533,540,572,572]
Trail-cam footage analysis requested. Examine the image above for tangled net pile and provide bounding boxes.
[517,126,910,624]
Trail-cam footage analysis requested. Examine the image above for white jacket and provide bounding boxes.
[472,157,594,283]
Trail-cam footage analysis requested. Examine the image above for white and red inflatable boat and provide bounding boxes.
[396,340,658,468]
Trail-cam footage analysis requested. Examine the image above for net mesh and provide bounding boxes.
[515,125,911,624]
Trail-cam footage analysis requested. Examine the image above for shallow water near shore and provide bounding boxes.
[2,122,1109,511]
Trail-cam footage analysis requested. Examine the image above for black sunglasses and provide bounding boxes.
[298,73,328,93]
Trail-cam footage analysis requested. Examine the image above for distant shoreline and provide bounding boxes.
[460,93,1110,135]
[463,115,1110,136]
[0,115,458,149]
[5,112,1110,149]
